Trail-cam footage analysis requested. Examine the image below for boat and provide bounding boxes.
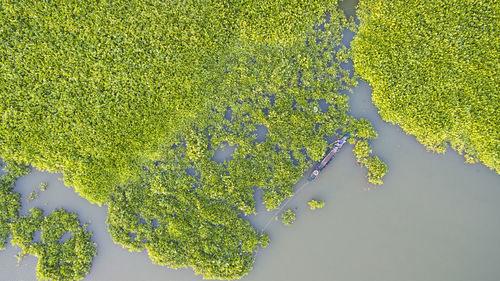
[307,133,350,181]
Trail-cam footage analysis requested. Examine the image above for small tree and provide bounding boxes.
[281,209,296,226]
[308,199,324,210]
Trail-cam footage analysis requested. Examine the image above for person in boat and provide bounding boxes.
[308,133,349,181]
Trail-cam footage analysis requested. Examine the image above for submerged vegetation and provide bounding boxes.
[39,182,48,192]
[0,163,97,281]
[1,1,386,279]
[27,190,39,202]
[352,0,500,173]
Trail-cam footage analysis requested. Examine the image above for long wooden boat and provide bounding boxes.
[307,133,350,181]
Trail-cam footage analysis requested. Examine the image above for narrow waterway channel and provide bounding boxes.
[1,1,499,280]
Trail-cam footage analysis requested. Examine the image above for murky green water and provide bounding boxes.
[2,1,499,280]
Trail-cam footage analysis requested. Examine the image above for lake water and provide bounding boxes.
[1,1,499,281]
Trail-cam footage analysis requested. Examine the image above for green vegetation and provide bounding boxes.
[107,155,269,279]
[1,1,387,279]
[281,209,296,226]
[308,199,325,210]
[10,209,97,281]
[352,0,500,173]
[0,162,30,249]
[0,163,97,280]
[350,120,387,185]
[0,0,360,205]
[353,140,387,185]
[39,182,48,192]
[27,190,39,202]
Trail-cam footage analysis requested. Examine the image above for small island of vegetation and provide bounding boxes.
[308,199,325,210]
[0,162,97,281]
[281,209,296,226]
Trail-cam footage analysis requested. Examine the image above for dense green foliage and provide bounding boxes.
[308,199,325,210]
[0,178,18,248]
[281,209,296,226]
[105,15,378,277]
[353,140,387,185]
[0,162,97,280]
[0,0,350,204]
[1,1,387,279]
[352,0,500,173]
[107,149,269,279]
[0,162,30,249]
[10,209,97,281]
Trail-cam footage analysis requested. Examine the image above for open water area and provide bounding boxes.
[1,1,500,280]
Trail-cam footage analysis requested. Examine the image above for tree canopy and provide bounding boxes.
[352,0,499,173]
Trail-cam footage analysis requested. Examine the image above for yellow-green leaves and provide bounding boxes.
[353,140,387,185]
[1,1,385,279]
[350,118,378,139]
[10,209,97,281]
[361,156,387,185]
[235,0,337,44]
[0,0,353,205]
[107,153,263,280]
[0,162,96,281]
[353,140,372,159]
[0,162,29,249]
[281,209,296,226]
[352,0,500,174]
[308,199,325,210]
